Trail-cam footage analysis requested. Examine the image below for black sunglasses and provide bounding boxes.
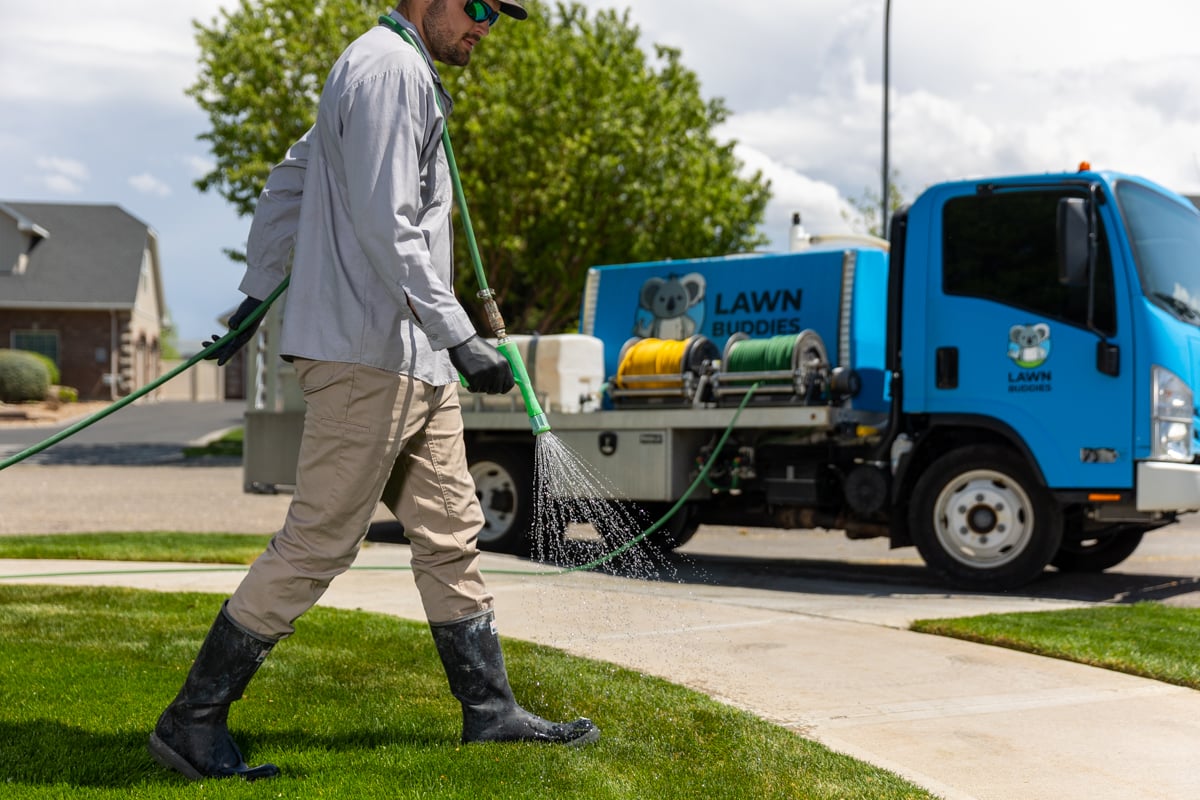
[464,0,500,26]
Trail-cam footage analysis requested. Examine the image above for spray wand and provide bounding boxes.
[474,288,551,435]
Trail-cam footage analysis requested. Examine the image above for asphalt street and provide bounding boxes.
[0,400,244,465]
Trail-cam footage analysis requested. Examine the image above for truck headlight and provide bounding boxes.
[1152,366,1194,461]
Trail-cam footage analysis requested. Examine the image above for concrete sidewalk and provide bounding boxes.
[3,463,1200,799]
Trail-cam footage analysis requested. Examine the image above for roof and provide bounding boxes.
[0,201,157,309]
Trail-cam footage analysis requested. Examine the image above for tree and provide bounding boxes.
[188,0,375,216]
[188,0,771,334]
[842,169,907,239]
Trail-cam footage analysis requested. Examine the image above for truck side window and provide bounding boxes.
[942,191,1116,336]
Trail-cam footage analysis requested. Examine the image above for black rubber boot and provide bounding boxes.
[148,603,280,781]
[430,610,600,746]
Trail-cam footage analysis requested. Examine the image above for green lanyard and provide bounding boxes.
[376,15,491,296]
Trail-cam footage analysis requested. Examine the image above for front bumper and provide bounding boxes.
[1136,461,1200,511]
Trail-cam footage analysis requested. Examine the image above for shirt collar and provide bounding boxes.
[386,10,455,117]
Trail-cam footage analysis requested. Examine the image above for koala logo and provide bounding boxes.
[633,272,706,340]
[1007,323,1052,368]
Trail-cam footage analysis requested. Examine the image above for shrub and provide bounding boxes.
[0,350,51,403]
[57,385,79,403]
[26,351,60,385]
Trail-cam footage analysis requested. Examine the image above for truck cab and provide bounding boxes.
[892,170,1200,587]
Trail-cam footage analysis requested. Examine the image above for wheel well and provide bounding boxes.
[889,421,1045,547]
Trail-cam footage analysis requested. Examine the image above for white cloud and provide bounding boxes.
[0,1,231,109]
[34,156,89,195]
[42,174,85,195]
[732,144,853,247]
[35,156,88,181]
[184,155,215,178]
[129,173,173,197]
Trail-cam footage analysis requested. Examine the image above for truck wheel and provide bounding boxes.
[628,503,700,554]
[592,501,699,554]
[468,444,535,555]
[1051,528,1144,573]
[908,446,1062,591]
[634,502,701,553]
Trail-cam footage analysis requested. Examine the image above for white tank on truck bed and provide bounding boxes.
[458,333,606,414]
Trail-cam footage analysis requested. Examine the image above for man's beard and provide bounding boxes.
[425,0,473,67]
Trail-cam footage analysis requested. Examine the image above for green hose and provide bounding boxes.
[725,335,799,373]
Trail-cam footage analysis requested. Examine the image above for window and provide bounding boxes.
[943,190,1116,336]
[12,330,60,367]
[1116,180,1200,327]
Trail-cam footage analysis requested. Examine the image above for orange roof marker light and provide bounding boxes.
[1078,161,1092,172]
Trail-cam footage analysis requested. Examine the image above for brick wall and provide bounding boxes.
[2,309,160,400]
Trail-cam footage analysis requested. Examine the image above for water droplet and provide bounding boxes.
[529,432,681,582]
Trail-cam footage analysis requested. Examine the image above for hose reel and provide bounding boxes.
[611,335,719,406]
[713,330,830,404]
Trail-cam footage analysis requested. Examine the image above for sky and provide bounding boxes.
[2,0,1199,344]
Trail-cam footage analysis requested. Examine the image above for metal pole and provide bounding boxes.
[882,0,892,239]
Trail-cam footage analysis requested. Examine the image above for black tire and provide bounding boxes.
[1052,528,1145,573]
[593,501,701,554]
[636,502,701,553]
[467,443,535,555]
[908,445,1062,591]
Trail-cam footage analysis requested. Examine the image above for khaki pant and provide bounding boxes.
[226,359,493,639]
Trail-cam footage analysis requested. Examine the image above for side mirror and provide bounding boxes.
[1057,197,1090,288]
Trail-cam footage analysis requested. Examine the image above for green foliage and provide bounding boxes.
[57,385,79,403]
[0,349,50,402]
[913,601,1200,689]
[453,3,772,332]
[23,350,60,385]
[159,321,182,360]
[187,0,376,215]
[187,0,772,334]
[0,585,935,799]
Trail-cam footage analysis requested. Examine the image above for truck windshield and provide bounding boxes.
[1116,180,1200,326]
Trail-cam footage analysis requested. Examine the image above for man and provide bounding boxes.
[148,0,599,782]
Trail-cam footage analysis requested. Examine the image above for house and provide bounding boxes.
[0,201,166,401]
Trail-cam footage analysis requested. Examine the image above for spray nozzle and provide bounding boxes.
[497,338,550,435]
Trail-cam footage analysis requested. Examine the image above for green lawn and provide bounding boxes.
[0,533,271,565]
[0,585,934,800]
[182,428,243,459]
[6,532,1199,798]
[912,601,1200,689]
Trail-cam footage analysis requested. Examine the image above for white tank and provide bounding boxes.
[459,333,606,414]
[789,211,811,251]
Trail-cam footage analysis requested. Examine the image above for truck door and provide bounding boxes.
[914,185,1132,490]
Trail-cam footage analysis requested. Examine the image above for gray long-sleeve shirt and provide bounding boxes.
[237,12,474,385]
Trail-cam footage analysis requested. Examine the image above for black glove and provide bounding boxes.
[203,296,264,366]
[449,335,514,394]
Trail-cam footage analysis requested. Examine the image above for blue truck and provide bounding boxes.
[243,167,1200,590]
